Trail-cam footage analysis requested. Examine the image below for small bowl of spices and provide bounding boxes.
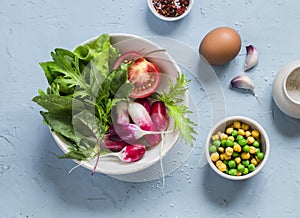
[147,0,194,21]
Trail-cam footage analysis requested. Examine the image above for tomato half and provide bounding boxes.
[128,57,161,99]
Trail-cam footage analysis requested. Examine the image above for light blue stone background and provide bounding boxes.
[1,0,300,217]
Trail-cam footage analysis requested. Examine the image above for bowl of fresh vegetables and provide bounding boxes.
[205,116,270,180]
[33,33,196,175]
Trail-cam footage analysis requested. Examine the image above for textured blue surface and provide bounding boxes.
[1,1,300,217]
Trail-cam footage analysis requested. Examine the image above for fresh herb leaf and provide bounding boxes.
[154,73,197,145]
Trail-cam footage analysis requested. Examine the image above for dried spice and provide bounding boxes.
[152,0,189,17]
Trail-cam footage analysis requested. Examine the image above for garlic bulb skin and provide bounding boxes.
[244,45,258,71]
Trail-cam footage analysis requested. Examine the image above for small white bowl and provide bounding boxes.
[272,60,300,119]
[147,0,194,21]
[205,116,270,180]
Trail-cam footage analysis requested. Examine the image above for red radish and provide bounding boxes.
[114,123,173,142]
[128,57,161,99]
[112,51,141,70]
[151,101,169,131]
[120,144,146,162]
[127,102,161,146]
[135,98,151,115]
[100,144,146,163]
[103,134,128,152]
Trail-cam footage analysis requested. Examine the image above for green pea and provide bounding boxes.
[221,139,227,146]
[237,164,245,172]
[257,152,265,160]
[229,169,237,176]
[213,140,221,147]
[248,164,256,172]
[238,138,247,146]
[232,151,239,158]
[256,148,261,155]
[209,145,217,153]
[231,130,238,137]
[243,145,250,153]
[228,160,236,169]
[243,168,249,175]
[226,139,234,147]
[242,160,250,167]
[253,141,260,147]
[223,160,229,165]
[236,135,244,141]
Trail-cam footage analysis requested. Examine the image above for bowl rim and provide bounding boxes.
[283,67,300,105]
[205,115,270,180]
[147,0,194,21]
[52,33,184,175]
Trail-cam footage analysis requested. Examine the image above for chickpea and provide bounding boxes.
[247,136,255,144]
[241,152,250,160]
[211,152,219,162]
[251,158,258,166]
[216,131,222,137]
[245,131,251,137]
[226,127,233,135]
[233,121,241,129]
[249,146,257,154]
[252,130,260,139]
[225,147,234,156]
[234,157,241,164]
[238,129,245,136]
[218,147,225,153]
[218,163,227,172]
[228,136,235,142]
[233,143,242,152]
[224,154,232,160]
[242,123,250,131]
[211,134,219,141]
[220,153,225,160]
[221,133,228,140]
[236,171,242,176]
[216,160,223,168]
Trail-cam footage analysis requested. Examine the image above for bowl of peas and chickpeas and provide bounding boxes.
[205,116,270,180]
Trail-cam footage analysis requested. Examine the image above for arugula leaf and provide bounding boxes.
[154,73,197,145]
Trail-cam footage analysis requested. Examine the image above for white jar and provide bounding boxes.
[272,60,300,119]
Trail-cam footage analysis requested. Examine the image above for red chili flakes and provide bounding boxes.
[152,0,190,17]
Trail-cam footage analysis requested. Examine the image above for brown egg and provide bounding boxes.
[199,27,241,66]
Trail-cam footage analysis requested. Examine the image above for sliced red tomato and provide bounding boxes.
[128,57,161,99]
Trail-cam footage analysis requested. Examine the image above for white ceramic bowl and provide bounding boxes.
[205,116,270,180]
[147,0,194,21]
[52,33,185,175]
[272,60,300,119]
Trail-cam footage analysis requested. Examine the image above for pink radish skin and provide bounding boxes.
[151,101,169,131]
[128,102,161,146]
[103,134,128,152]
[112,51,141,70]
[121,144,146,162]
[135,98,151,115]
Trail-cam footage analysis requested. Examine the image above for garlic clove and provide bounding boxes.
[244,45,258,71]
[230,74,260,100]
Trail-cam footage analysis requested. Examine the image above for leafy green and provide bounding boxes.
[32,95,86,113]
[33,34,130,161]
[153,73,197,145]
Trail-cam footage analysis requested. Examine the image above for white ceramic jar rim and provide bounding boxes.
[283,67,300,105]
